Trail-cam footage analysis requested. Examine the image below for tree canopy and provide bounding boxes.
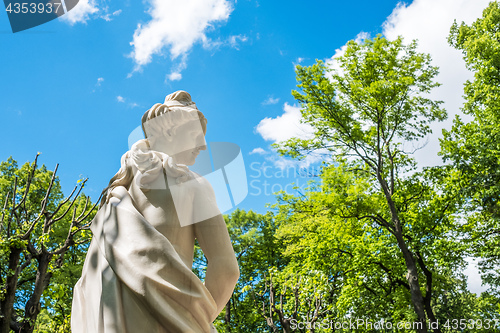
[0,156,98,333]
[441,0,500,297]
[273,35,466,332]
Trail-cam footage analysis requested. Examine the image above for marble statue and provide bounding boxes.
[71,91,240,333]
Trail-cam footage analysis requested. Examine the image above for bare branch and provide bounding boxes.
[13,153,40,212]
[40,164,58,212]
[75,195,90,221]
[0,191,11,233]
[74,193,102,225]
[50,193,101,256]
[20,213,44,241]
[47,179,88,229]
[7,177,18,236]
[23,163,59,238]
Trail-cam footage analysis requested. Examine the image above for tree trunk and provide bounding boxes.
[416,251,441,333]
[392,228,428,332]
[0,247,22,333]
[379,176,428,333]
[224,299,231,331]
[21,253,53,333]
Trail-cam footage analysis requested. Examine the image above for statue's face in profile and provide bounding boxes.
[169,119,206,166]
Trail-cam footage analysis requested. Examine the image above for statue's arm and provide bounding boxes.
[194,214,240,321]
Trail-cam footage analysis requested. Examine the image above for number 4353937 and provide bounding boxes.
[5,2,63,14]
[442,319,499,330]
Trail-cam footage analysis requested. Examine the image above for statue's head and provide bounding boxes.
[141,91,207,166]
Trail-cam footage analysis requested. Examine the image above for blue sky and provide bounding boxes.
[1,0,405,210]
[0,0,493,291]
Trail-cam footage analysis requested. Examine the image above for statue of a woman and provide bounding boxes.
[71,91,240,333]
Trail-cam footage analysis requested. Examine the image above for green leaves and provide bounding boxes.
[266,33,490,329]
[449,1,500,119]
[441,1,500,297]
[279,36,447,197]
[0,157,97,332]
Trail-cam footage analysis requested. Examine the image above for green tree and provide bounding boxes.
[274,35,458,332]
[273,165,409,326]
[210,209,335,333]
[441,1,500,293]
[193,209,286,332]
[272,162,491,332]
[0,155,99,333]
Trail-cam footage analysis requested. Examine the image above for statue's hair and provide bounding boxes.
[141,91,207,139]
[99,149,135,207]
[100,91,206,207]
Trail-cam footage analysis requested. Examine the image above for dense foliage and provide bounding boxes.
[441,0,500,294]
[0,156,98,333]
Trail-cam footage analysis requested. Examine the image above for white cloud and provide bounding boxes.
[381,0,491,167]
[249,147,267,155]
[254,103,332,169]
[167,72,182,82]
[101,8,122,21]
[61,0,99,25]
[92,77,104,92]
[254,103,327,168]
[129,0,233,75]
[201,34,249,52]
[228,34,248,49]
[262,96,280,106]
[256,103,315,143]
[201,37,223,50]
[117,96,141,108]
[292,57,307,69]
[165,58,188,82]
